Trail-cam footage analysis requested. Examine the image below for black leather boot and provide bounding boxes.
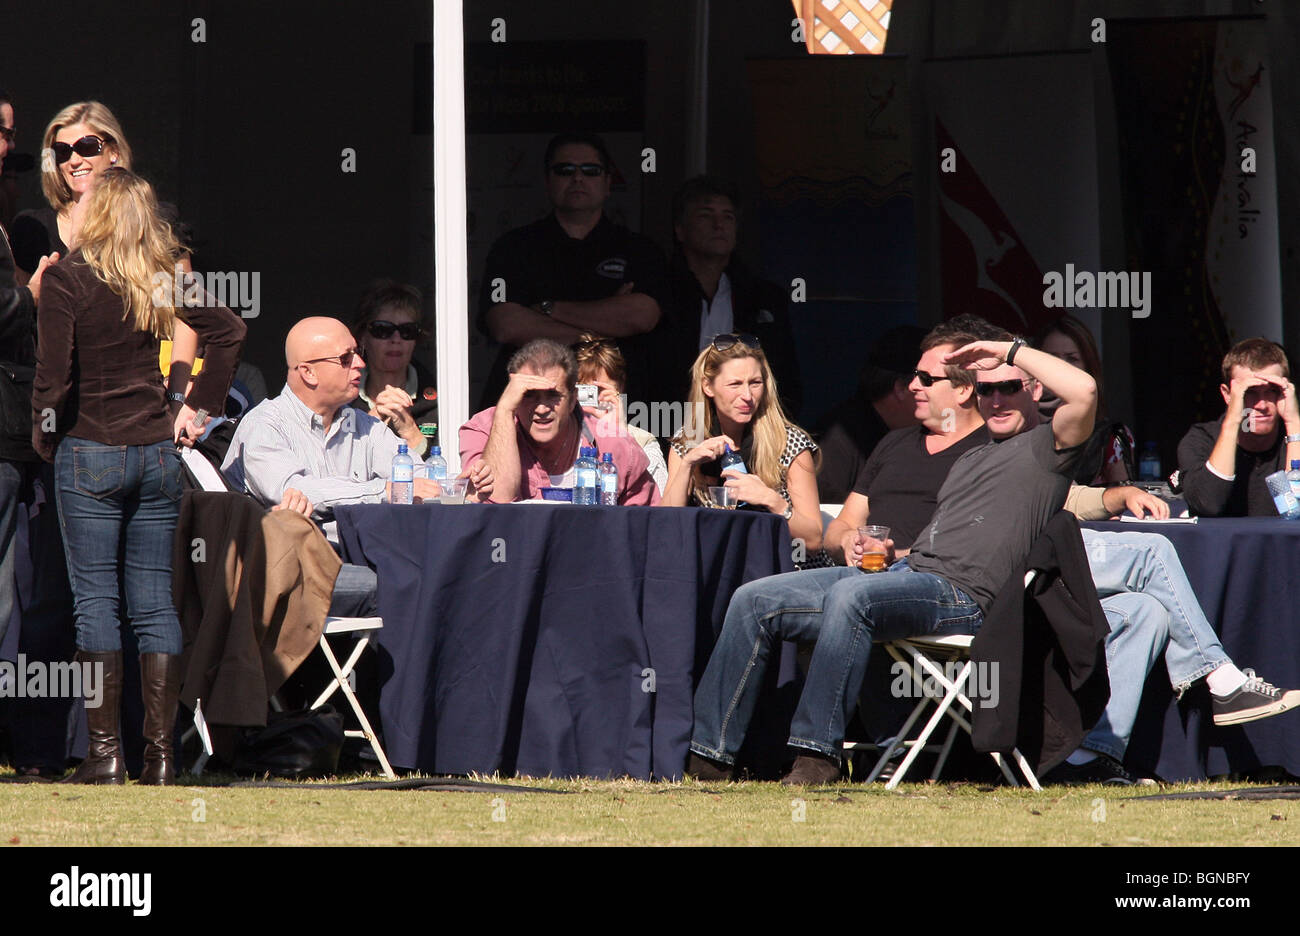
[138,653,182,785]
[63,650,125,785]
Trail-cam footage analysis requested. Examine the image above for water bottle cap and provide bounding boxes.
[1292,460,1299,470]
[602,452,613,462]
[431,446,442,456]
[419,424,438,437]
[583,446,597,458]
[397,443,408,454]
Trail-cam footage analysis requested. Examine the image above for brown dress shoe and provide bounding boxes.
[63,650,125,785]
[138,653,182,785]
[781,753,842,786]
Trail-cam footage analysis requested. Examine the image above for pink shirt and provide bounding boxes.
[460,406,661,506]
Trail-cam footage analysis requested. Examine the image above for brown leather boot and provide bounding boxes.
[63,650,125,785]
[138,653,182,785]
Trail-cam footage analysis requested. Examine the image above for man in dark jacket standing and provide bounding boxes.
[649,177,802,419]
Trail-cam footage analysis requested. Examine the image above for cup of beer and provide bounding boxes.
[857,525,890,572]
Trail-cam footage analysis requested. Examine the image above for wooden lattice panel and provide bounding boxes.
[791,0,893,54]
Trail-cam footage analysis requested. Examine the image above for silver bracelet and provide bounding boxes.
[1286,433,1300,445]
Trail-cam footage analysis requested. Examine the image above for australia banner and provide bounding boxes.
[1107,15,1283,456]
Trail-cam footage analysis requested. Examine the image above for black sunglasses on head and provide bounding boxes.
[711,333,761,352]
[367,320,421,341]
[975,379,1031,397]
[51,134,111,164]
[550,162,605,177]
[912,370,951,388]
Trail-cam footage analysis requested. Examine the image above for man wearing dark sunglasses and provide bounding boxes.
[476,131,668,410]
[652,176,802,418]
[687,320,1100,785]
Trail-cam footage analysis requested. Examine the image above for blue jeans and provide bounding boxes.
[691,561,983,765]
[1081,529,1230,760]
[54,437,184,655]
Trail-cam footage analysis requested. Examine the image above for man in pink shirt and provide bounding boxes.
[460,339,660,505]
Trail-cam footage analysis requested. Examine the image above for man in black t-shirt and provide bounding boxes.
[1175,338,1300,517]
[824,321,986,560]
[476,132,668,409]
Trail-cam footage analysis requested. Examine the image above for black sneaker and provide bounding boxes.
[1212,670,1300,726]
[1042,754,1147,786]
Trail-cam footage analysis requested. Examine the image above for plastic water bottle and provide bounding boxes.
[720,443,747,475]
[1288,459,1300,506]
[573,446,599,505]
[1138,442,1161,482]
[390,442,414,505]
[426,445,448,481]
[599,452,619,506]
[1265,466,1300,518]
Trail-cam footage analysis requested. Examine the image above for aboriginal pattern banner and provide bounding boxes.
[1108,16,1282,443]
[747,56,915,427]
[925,51,1101,340]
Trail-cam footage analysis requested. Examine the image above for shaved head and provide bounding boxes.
[286,316,353,368]
[284,316,365,421]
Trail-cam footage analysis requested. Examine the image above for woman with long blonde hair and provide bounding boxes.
[32,167,245,785]
[663,333,826,565]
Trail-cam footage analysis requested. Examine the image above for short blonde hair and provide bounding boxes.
[40,101,133,211]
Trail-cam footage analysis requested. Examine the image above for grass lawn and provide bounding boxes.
[2,770,1298,846]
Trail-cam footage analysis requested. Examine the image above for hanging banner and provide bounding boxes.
[1108,15,1282,448]
[926,51,1101,339]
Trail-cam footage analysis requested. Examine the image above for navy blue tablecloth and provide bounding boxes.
[336,503,794,780]
[1085,518,1300,781]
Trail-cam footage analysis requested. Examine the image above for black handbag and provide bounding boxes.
[0,360,38,462]
[232,705,346,779]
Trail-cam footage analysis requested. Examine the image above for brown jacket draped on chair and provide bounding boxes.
[172,490,342,727]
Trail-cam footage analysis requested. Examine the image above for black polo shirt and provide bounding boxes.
[476,213,668,408]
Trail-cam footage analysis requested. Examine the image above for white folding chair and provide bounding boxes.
[311,616,395,779]
[848,571,1042,790]
[179,447,396,779]
[819,503,843,538]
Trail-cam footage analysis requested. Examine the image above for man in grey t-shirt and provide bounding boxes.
[686,323,1098,785]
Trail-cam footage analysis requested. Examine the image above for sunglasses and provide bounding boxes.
[0,126,14,144]
[300,349,361,369]
[550,162,605,177]
[367,320,421,341]
[711,333,761,352]
[975,379,1031,397]
[51,134,111,164]
[912,370,951,388]
[575,337,618,352]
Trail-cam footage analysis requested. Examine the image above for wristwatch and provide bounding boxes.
[167,391,187,406]
[537,300,554,317]
[1286,433,1300,445]
[1005,337,1026,366]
